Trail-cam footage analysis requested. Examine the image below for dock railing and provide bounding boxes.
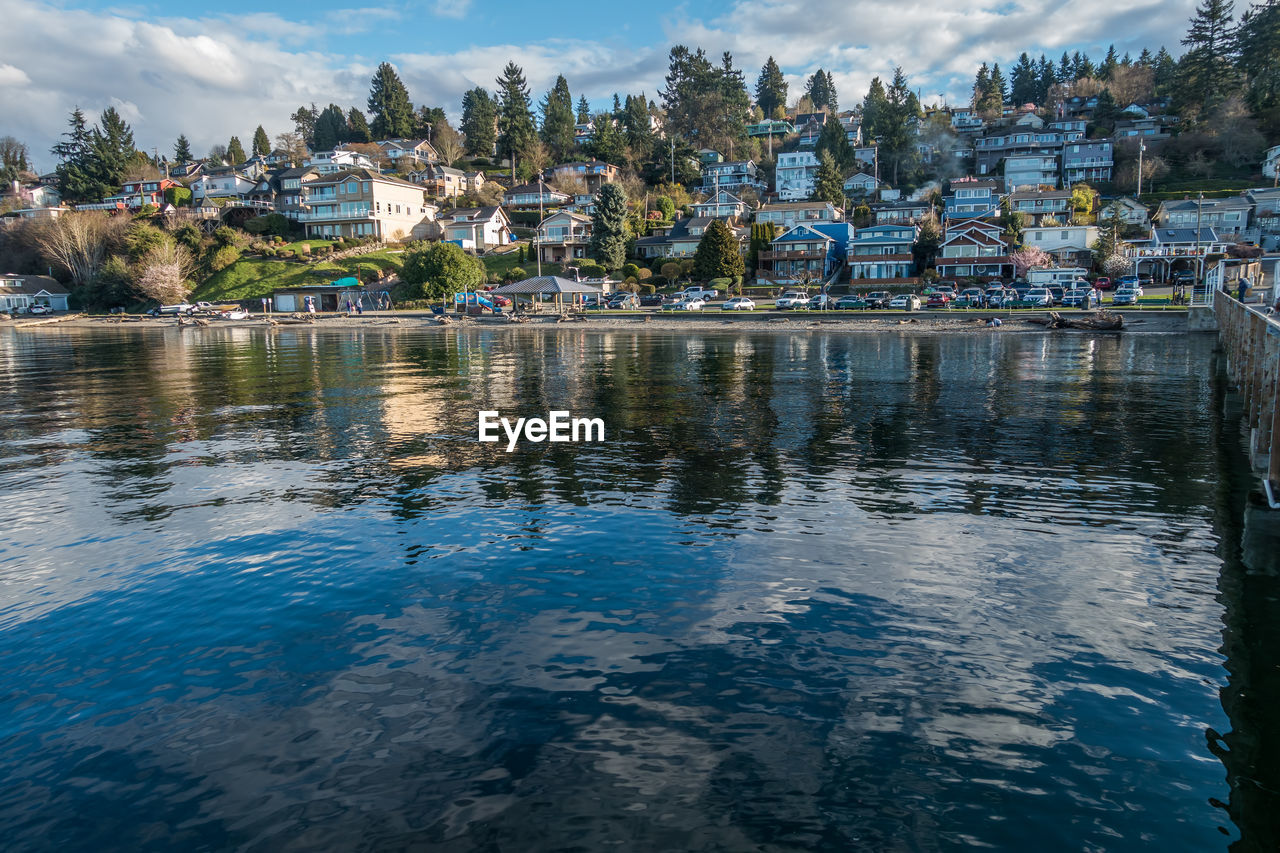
[1215,289,1280,507]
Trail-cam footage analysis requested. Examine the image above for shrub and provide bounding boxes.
[660,262,681,281]
[212,226,238,248]
[621,263,642,281]
[578,262,606,279]
[507,266,527,282]
[637,267,652,280]
[207,245,241,272]
[648,275,667,288]
[708,277,732,291]
[164,186,192,207]
[642,283,656,294]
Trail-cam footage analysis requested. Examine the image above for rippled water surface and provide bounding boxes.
[0,326,1270,851]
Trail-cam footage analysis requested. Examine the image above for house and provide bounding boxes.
[871,199,932,225]
[1004,153,1060,190]
[568,193,598,216]
[1006,189,1073,224]
[256,166,319,217]
[634,217,748,260]
[1013,112,1045,129]
[847,224,917,282]
[306,149,377,175]
[934,219,1013,280]
[411,163,472,198]
[756,222,855,284]
[1246,187,1280,249]
[1125,226,1230,280]
[839,114,863,146]
[546,160,620,193]
[746,119,795,137]
[950,109,985,134]
[698,149,724,165]
[191,170,258,203]
[793,113,828,149]
[535,210,592,263]
[974,127,1065,180]
[700,160,766,194]
[1021,224,1100,268]
[0,206,73,227]
[1061,139,1114,184]
[376,139,439,169]
[503,181,571,209]
[440,206,512,250]
[843,172,880,196]
[775,151,821,201]
[1263,145,1280,180]
[1047,119,1088,141]
[943,178,1002,220]
[76,178,178,211]
[689,190,748,220]
[2,181,61,209]
[1113,117,1172,144]
[755,200,841,229]
[299,168,438,241]
[169,160,205,180]
[1098,197,1150,229]
[0,274,71,312]
[1155,197,1254,243]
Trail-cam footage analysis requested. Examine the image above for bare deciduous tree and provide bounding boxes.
[33,212,126,288]
[433,125,464,166]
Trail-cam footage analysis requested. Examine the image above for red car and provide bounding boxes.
[926,292,951,308]
[1093,277,1112,291]
[488,294,512,307]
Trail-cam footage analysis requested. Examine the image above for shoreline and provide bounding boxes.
[4,309,1192,335]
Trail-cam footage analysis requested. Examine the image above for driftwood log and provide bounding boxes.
[1024,310,1123,331]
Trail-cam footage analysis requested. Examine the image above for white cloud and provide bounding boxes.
[0,63,30,86]
[434,0,473,19]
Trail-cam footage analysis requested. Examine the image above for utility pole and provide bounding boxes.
[1137,141,1145,198]
[1195,190,1203,288]
[536,170,543,278]
[670,137,675,185]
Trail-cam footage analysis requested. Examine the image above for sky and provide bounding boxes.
[1,0,1199,171]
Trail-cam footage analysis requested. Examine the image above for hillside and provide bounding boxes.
[191,248,406,302]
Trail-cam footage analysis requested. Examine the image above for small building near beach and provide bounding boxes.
[0,274,70,312]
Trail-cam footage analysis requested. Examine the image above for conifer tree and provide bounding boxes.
[1238,1,1280,112]
[1178,0,1239,115]
[540,75,577,160]
[346,108,372,143]
[173,133,192,163]
[589,183,628,271]
[577,95,591,124]
[227,136,246,165]
[495,61,536,168]
[811,150,845,207]
[693,219,745,281]
[460,88,498,157]
[367,62,415,139]
[755,56,788,118]
[51,108,95,201]
[251,125,271,157]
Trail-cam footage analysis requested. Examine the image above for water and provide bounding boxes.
[0,326,1271,851]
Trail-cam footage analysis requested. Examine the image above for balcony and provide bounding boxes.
[848,253,912,263]
[1124,245,1230,258]
[297,208,373,222]
[759,249,827,261]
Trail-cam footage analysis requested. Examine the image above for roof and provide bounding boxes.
[0,274,70,295]
[1152,227,1221,244]
[539,210,591,225]
[308,168,421,189]
[758,200,836,212]
[445,206,506,222]
[491,276,604,295]
[504,181,570,196]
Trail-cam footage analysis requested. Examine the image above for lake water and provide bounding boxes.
[0,326,1275,851]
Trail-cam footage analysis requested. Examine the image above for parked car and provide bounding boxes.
[1094,276,1112,291]
[926,292,951,309]
[1062,288,1100,308]
[954,288,985,308]
[638,294,665,307]
[774,291,810,309]
[1112,286,1138,306]
[26,304,52,315]
[932,282,958,299]
[864,291,892,309]
[722,296,756,311]
[663,298,704,311]
[149,303,198,316]
[984,286,1008,308]
[1047,286,1065,305]
[680,287,718,302]
[835,295,869,310]
[807,293,837,310]
[888,294,921,310]
[608,293,639,309]
[1024,288,1054,308]
[488,294,512,307]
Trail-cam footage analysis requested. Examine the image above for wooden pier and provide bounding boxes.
[1216,290,1280,507]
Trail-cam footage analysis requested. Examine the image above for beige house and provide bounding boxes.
[300,169,439,241]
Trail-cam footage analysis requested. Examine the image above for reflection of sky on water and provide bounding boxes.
[0,327,1240,850]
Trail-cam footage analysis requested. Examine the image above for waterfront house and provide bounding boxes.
[934,219,1013,280]
[1021,224,1100,268]
[376,139,439,169]
[1006,189,1073,224]
[700,160,766,194]
[256,166,318,218]
[1155,197,1254,244]
[535,211,592,264]
[503,181,570,209]
[439,206,512,250]
[635,217,748,260]
[690,190,749,220]
[191,170,257,204]
[299,168,438,241]
[0,274,70,312]
[756,222,854,284]
[775,151,821,201]
[755,200,841,229]
[307,149,377,175]
[1061,139,1114,185]
[1124,227,1229,281]
[77,178,178,212]
[847,224,917,282]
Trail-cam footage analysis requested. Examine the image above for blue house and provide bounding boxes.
[943,177,1002,220]
[756,222,855,284]
[847,224,917,281]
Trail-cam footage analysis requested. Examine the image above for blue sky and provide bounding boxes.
[1,0,1197,168]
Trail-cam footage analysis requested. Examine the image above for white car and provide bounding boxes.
[221,309,253,320]
[150,303,198,316]
[27,304,51,315]
[888,294,921,310]
[774,291,810,309]
[722,296,755,311]
[663,298,704,311]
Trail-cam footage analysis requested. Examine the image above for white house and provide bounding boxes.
[1021,224,1100,268]
[0,274,71,312]
[191,171,258,203]
[306,149,377,175]
[843,172,880,196]
[775,151,820,201]
[440,206,512,250]
[1263,145,1280,180]
[689,190,748,220]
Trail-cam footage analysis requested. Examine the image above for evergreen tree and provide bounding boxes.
[540,75,577,160]
[1100,45,1120,80]
[173,133,192,164]
[313,104,348,150]
[1092,88,1120,127]
[460,88,498,157]
[755,56,788,119]
[227,136,246,165]
[660,45,749,155]
[1036,54,1057,103]
[806,69,836,111]
[415,106,447,141]
[90,106,135,192]
[693,219,745,281]
[0,136,29,186]
[577,95,591,124]
[1153,46,1179,96]
[612,93,622,113]
[814,111,853,172]
[1238,1,1280,111]
[290,104,319,146]
[811,150,845,207]
[717,51,751,153]
[622,94,654,152]
[346,108,373,143]
[495,61,536,168]
[862,76,889,141]
[51,108,95,201]
[882,67,923,186]
[1138,47,1154,67]
[1179,0,1239,115]
[367,62,415,139]
[587,113,627,165]
[1058,52,1074,82]
[973,63,991,110]
[988,63,1007,112]
[589,183,628,271]
[1010,53,1037,105]
[252,125,271,157]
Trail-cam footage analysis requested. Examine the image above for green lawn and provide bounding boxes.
[482,247,562,280]
[191,248,406,302]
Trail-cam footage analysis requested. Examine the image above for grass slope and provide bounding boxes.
[191,249,405,302]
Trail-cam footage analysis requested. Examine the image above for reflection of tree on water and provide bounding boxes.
[1207,349,1280,852]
